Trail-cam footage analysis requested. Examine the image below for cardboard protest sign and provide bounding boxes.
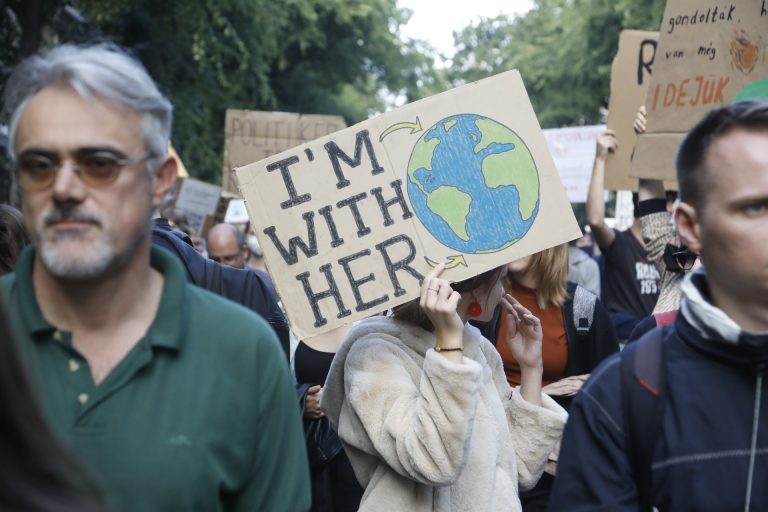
[632,0,768,180]
[542,125,606,202]
[173,178,221,235]
[235,70,582,339]
[222,110,347,194]
[605,30,660,191]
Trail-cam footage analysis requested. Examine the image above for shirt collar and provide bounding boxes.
[13,245,51,336]
[12,244,187,351]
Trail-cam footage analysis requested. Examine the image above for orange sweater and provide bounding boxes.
[496,285,568,387]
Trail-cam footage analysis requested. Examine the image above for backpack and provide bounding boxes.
[571,284,597,337]
[620,325,670,512]
[472,283,597,345]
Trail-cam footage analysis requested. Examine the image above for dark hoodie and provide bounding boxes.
[549,268,768,511]
[151,218,290,358]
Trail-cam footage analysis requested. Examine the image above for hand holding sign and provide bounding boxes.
[633,106,648,135]
[420,263,463,361]
[596,130,619,159]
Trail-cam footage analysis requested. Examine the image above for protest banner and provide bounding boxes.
[173,177,222,235]
[235,70,581,339]
[542,124,606,202]
[605,30,659,191]
[222,110,347,194]
[631,0,768,181]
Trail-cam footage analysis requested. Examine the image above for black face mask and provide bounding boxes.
[663,243,698,273]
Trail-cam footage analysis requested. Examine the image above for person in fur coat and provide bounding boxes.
[321,263,567,511]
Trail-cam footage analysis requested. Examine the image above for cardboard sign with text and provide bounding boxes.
[632,0,768,180]
[173,178,222,235]
[235,70,581,339]
[605,30,660,190]
[542,124,606,202]
[222,110,347,194]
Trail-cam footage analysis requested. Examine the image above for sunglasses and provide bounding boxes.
[15,149,155,191]
[672,248,698,271]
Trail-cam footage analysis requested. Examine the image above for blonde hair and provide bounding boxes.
[506,244,569,310]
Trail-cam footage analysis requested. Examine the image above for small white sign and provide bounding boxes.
[542,125,605,203]
[224,198,249,224]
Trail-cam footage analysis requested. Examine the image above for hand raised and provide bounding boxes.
[633,105,647,135]
[501,294,543,371]
[595,129,618,159]
[420,263,463,342]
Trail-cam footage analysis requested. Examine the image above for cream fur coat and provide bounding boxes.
[321,316,567,511]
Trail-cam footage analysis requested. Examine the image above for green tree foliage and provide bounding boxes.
[1,0,440,184]
[449,0,667,128]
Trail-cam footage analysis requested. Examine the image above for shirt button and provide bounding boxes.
[68,359,80,372]
[52,330,63,342]
[78,393,89,405]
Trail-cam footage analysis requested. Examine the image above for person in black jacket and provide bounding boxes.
[550,100,768,511]
[472,243,618,512]
[152,216,290,358]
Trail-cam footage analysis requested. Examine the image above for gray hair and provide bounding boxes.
[3,43,172,161]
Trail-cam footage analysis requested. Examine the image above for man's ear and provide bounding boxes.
[675,201,702,254]
[152,156,178,209]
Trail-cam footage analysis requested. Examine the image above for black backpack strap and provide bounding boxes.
[572,284,596,336]
[620,326,667,512]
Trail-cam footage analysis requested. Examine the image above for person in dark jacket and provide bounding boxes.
[550,100,768,511]
[472,243,618,511]
[152,216,290,358]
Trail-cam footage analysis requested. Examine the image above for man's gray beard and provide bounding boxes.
[38,232,115,279]
[34,203,153,280]
[34,201,116,279]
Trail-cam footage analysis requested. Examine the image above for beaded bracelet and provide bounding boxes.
[434,346,464,352]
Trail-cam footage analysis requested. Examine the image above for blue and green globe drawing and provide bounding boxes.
[406,114,540,253]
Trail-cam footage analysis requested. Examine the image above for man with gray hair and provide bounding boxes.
[1,44,310,511]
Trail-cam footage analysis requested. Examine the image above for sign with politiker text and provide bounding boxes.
[222,110,347,194]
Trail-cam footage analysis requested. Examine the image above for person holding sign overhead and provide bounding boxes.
[586,130,660,340]
[321,263,566,511]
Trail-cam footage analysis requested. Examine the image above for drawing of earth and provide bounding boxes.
[406,113,540,253]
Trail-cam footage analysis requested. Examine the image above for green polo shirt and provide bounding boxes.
[1,246,310,512]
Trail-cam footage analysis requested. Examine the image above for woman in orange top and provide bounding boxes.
[473,243,619,512]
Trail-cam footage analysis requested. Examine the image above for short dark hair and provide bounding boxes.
[676,100,768,206]
[391,266,506,332]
